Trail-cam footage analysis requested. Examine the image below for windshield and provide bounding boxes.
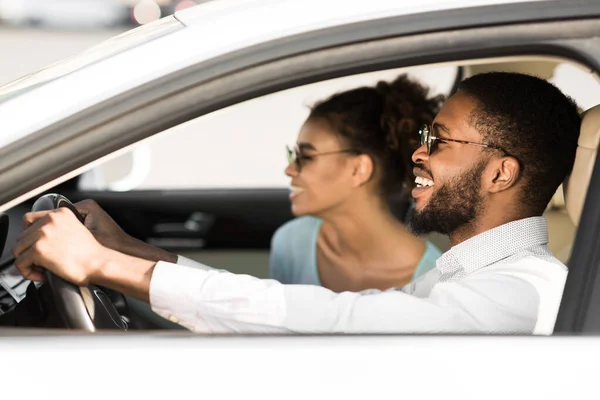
[0,15,183,106]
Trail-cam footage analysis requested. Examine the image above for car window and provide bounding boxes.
[78,58,600,193]
[78,65,459,191]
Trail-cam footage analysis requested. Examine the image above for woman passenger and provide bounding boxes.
[269,74,444,292]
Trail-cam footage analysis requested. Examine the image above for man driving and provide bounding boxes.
[12,72,581,334]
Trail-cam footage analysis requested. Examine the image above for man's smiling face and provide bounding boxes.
[408,92,490,236]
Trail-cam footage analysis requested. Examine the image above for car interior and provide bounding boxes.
[0,53,599,331]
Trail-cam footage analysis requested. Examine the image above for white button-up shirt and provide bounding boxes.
[149,216,567,335]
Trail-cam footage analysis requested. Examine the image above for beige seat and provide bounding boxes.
[564,104,600,227]
[544,185,575,263]
[538,104,600,262]
[553,104,600,332]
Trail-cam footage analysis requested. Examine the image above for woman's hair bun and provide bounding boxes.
[307,73,444,198]
[376,74,442,154]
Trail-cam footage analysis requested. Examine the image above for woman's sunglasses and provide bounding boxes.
[286,144,358,172]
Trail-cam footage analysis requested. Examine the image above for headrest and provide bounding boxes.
[565,104,600,226]
[546,184,566,210]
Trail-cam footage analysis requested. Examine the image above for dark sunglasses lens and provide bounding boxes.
[430,139,439,154]
[295,150,302,171]
[419,125,432,154]
[419,125,428,146]
[286,146,302,171]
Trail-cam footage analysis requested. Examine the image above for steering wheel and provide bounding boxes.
[31,193,129,332]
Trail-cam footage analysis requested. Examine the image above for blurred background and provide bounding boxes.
[0,0,202,85]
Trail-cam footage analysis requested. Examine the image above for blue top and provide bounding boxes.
[269,216,442,285]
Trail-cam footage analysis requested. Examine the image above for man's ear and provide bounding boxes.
[487,156,521,193]
[352,154,375,188]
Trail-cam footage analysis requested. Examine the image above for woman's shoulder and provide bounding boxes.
[270,216,323,284]
[272,215,323,242]
[411,239,443,281]
[424,240,444,258]
[271,216,323,259]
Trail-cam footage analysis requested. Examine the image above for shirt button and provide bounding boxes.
[169,315,179,324]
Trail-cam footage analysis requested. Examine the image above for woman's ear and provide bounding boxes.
[353,154,375,188]
[487,156,521,193]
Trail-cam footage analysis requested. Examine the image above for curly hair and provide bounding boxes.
[307,73,445,199]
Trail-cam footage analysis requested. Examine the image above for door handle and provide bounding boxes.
[152,212,215,236]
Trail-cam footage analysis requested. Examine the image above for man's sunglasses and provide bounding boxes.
[286,144,358,172]
[418,124,509,157]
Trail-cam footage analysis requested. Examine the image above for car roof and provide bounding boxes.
[174,0,543,28]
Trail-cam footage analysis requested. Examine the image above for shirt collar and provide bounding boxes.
[436,216,549,274]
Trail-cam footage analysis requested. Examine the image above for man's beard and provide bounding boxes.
[409,160,487,236]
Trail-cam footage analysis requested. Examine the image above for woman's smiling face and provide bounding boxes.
[285,119,359,217]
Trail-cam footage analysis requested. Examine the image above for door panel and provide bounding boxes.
[60,187,293,275]
[65,189,293,247]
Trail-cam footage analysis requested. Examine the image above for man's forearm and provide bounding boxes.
[91,248,157,303]
[120,236,178,264]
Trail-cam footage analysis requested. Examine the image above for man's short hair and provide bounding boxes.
[458,72,581,213]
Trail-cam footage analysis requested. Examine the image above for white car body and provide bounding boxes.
[1,0,599,398]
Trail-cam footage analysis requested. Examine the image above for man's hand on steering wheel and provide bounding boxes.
[74,199,133,255]
[74,199,177,263]
[13,208,107,286]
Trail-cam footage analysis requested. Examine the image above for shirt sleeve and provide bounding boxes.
[149,260,540,334]
[176,254,229,273]
[176,254,210,270]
